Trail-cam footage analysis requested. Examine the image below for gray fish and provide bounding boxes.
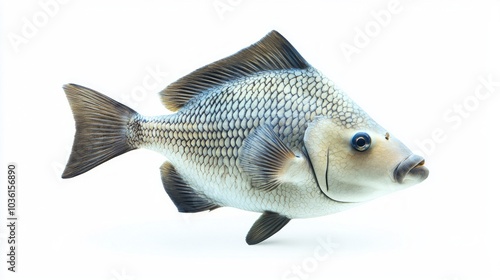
[62,30,429,245]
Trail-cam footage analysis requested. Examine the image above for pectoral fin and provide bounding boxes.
[246,211,291,245]
[240,125,309,191]
[160,162,220,213]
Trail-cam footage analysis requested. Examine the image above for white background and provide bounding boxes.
[1,0,500,279]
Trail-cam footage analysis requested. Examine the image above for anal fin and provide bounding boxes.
[246,211,291,245]
[160,162,220,213]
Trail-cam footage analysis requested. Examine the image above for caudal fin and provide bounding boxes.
[62,84,138,178]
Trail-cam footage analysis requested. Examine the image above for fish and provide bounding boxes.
[62,30,429,245]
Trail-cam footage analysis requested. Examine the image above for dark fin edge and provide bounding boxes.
[160,161,220,213]
[62,84,138,178]
[160,30,310,111]
[240,125,296,192]
[246,211,291,245]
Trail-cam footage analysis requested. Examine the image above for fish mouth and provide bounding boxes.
[394,154,429,184]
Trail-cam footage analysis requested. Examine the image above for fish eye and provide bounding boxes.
[351,132,371,152]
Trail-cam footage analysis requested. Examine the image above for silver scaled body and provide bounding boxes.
[134,68,366,218]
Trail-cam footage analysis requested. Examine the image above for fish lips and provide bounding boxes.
[394,154,429,184]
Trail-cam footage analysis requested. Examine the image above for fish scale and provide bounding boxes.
[131,67,364,217]
[61,30,428,245]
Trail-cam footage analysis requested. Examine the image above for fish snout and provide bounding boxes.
[394,154,429,184]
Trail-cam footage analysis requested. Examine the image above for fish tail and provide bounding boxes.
[61,84,139,178]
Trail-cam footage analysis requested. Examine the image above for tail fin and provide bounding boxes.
[62,84,138,178]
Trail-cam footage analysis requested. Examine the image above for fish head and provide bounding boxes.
[304,116,429,203]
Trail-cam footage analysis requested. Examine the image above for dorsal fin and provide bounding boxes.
[160,30,310,111]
